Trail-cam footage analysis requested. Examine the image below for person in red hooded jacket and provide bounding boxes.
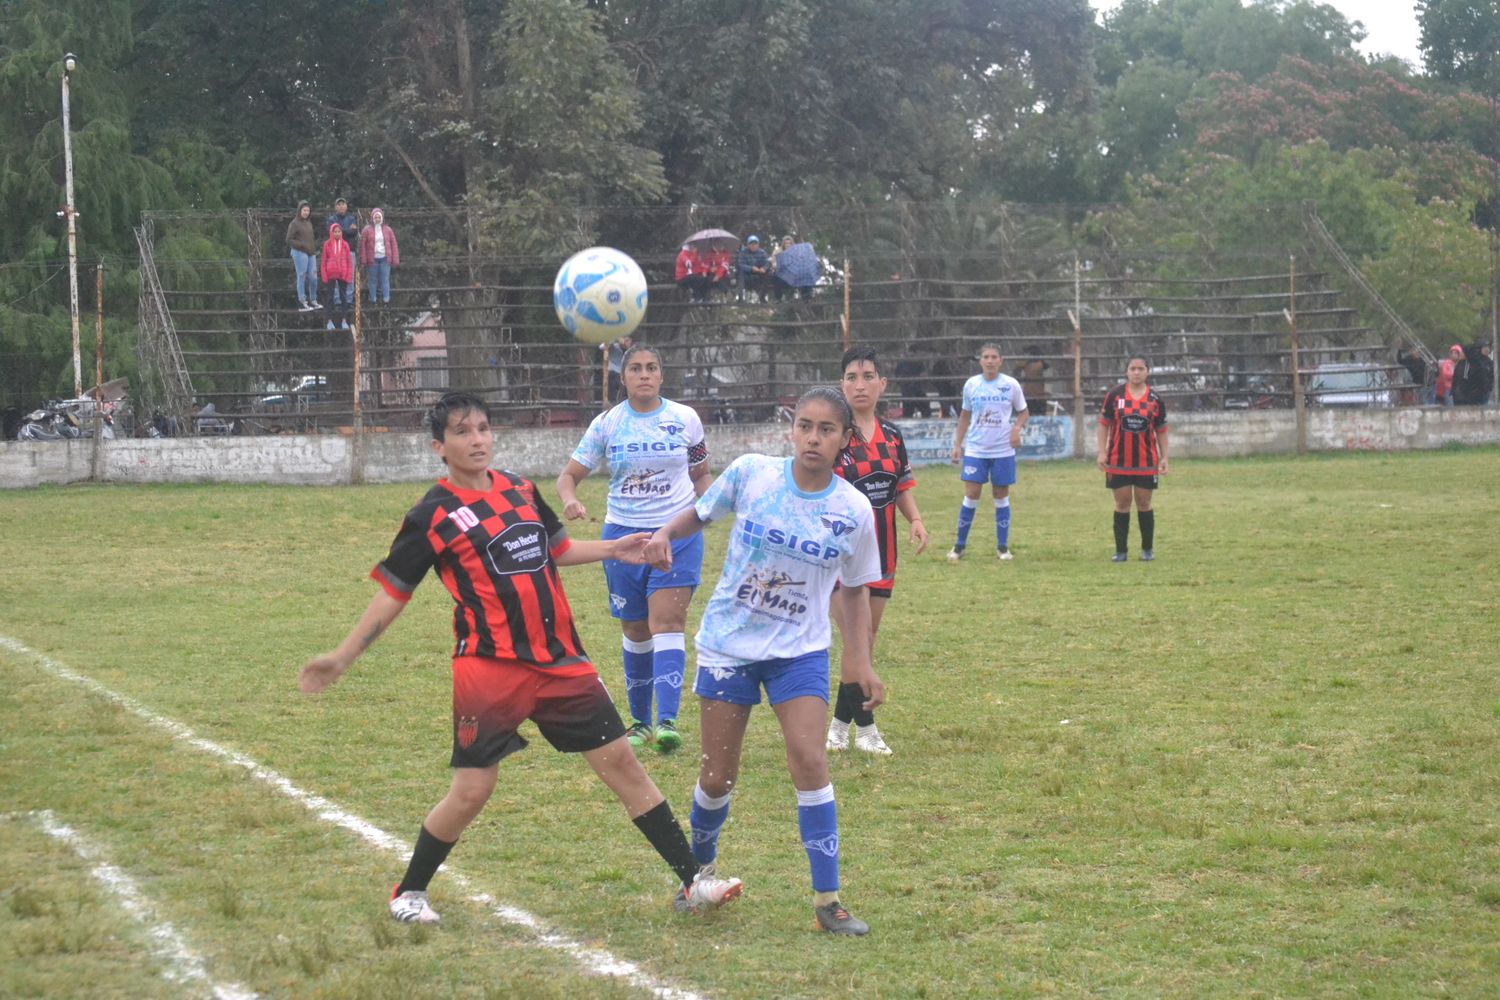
[321,224,354,331]
[1435,344,1462,407]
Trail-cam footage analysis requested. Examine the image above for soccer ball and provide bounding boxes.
[552,247,648,345]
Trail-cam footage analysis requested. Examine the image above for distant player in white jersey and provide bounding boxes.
[948,343,1028,561]
[556,344,710,755]
[645,386,884,935]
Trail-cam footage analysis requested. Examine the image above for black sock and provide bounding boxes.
[633,800,700,888]
[1138,509,1155,550]
[1113,511,1130,553]
[396,825,456,895]
[840,682,875,727]
[833,682,856,724]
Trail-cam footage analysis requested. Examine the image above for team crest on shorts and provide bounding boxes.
[456,715,479,749]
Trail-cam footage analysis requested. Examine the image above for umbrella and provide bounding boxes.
[773,242,819,288]
[683,228,741,251]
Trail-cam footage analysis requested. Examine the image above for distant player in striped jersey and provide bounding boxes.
[556,343,710,756]
[1097,356,1169,561]
[948,343,1028,561]
[827,345,929,756]
[298,392,740,925]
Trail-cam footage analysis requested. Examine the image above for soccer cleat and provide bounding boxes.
[1112,551,1128,563]
[1140,549,1154,562]
[655,719,682,754]
[946,547,964,563]
[625,720,653,750]
[389,886,441,925]
[826,718,850,751]
[674,866,744,913]
[853,724,893,756]
[814,900,870,936]
[997,547,1013,561]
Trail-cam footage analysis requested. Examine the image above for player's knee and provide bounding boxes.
[784,746,829,787]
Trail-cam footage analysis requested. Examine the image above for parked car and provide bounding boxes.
[1223,373,1283,409]
[247,376,335,432]
[1305,363,1393,408]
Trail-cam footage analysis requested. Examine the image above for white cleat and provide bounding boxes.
[826,718,850,751]
[675,867,744,913]
[853,724,893,756]
[997,548,1013,561]
[946,547,964,563]
[389,887,441,925]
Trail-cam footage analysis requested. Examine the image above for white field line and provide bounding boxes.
[0,635,710,1000]
[19,809,259,1000]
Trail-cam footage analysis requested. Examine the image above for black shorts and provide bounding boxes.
[1106,473,1158,490]
[450,656,627,768]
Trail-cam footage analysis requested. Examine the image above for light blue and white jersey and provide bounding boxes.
[960,373,1028,458]
[693,455,880,666]
[571,398,706,528]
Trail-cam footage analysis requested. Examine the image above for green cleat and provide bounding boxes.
[655,719,682,754]
[625,720,653,750]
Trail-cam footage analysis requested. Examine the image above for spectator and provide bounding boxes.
[772,238,818,302]
[320,223,354,331]
[675,244,710,303]
[702,245,731,300]
[770,235,793,301]
[605,335,633,402]
[287,201,320,311]
[893,344,930,416]
[359,207,400,305]
[1015,345,1051,416]
[735,236,771,303]
[326,197,360,287]
[1435,344,1462,407]
[1461,342,1493,406]
[1397,346,1427,406]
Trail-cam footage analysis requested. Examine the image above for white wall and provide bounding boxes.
[3,407,1497,489]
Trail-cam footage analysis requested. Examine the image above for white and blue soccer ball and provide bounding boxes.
[552,247,648,345]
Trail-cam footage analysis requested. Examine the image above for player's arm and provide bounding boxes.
[895,489,929,555]
[833,584,884,711]
[1156,426,1169,475]
[644,506,707,570]
[554,534,650,567]
[689,460,712,497]
[299,590,407,694]
[950,409,971,464]
[555,459,593,521]
[1009,405,1029,449]
[1096,418,1110,471]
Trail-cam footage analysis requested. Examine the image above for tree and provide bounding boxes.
[1418,0,1500,85]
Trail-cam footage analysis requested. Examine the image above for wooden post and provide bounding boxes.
[1070,255,1084,459]
[1286,255,1306,455]
[841,258,852,351]
[94,262,105,401]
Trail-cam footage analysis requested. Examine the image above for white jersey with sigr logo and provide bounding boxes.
[960,372,1027,458]
[570,398,706,528]
[694,455,880,667]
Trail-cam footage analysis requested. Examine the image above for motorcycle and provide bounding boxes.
[14,397,116,441]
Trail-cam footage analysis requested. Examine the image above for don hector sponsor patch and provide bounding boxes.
[853,470,897,506]
[486,522,547,575]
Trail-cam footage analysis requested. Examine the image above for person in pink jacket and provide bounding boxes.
[1435,344,1462,407]
[359,208,401,305]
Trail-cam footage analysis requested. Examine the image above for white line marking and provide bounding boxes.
[0,635,710,1000]
[21,809,259,1000]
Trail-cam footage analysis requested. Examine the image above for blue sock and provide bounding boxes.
[995,497,1011,549]
[689,783,731,866]
[797,785,840,893]
[955,497,977,550]
[653,632,686,724]
[621,636,653,724]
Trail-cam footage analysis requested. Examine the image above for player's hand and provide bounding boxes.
[1010,427,1023,450]
[857,667,886,712]
[1096,454,1108,472]
[644,529,675,571]
[299,653,350,694]
[563,499,588,521]
[1158,457,1169,475]
[908,518,930,555]
[610,532,651,565]
[950,446,962,465]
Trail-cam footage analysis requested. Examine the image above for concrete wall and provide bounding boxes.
[3,407,1497,489]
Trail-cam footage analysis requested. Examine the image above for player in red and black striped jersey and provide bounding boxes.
[828,346,930,755]
[1097,357,1170,562]
[298,392,741,925]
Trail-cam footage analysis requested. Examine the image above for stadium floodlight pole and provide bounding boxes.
[60,52,83,398]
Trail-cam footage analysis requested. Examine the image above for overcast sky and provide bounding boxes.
[1094,0,1424,71]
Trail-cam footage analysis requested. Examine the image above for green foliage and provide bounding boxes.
[1362,198,1492,346]
[1418,0,1500,85]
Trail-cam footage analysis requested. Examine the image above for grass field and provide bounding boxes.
[2,448,1498,999]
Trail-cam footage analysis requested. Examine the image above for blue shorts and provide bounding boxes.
[960,455,1017,486]
[693,650,830,707]
[601,521,702,621]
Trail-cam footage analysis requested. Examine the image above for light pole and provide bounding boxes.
[60,52,82,398]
